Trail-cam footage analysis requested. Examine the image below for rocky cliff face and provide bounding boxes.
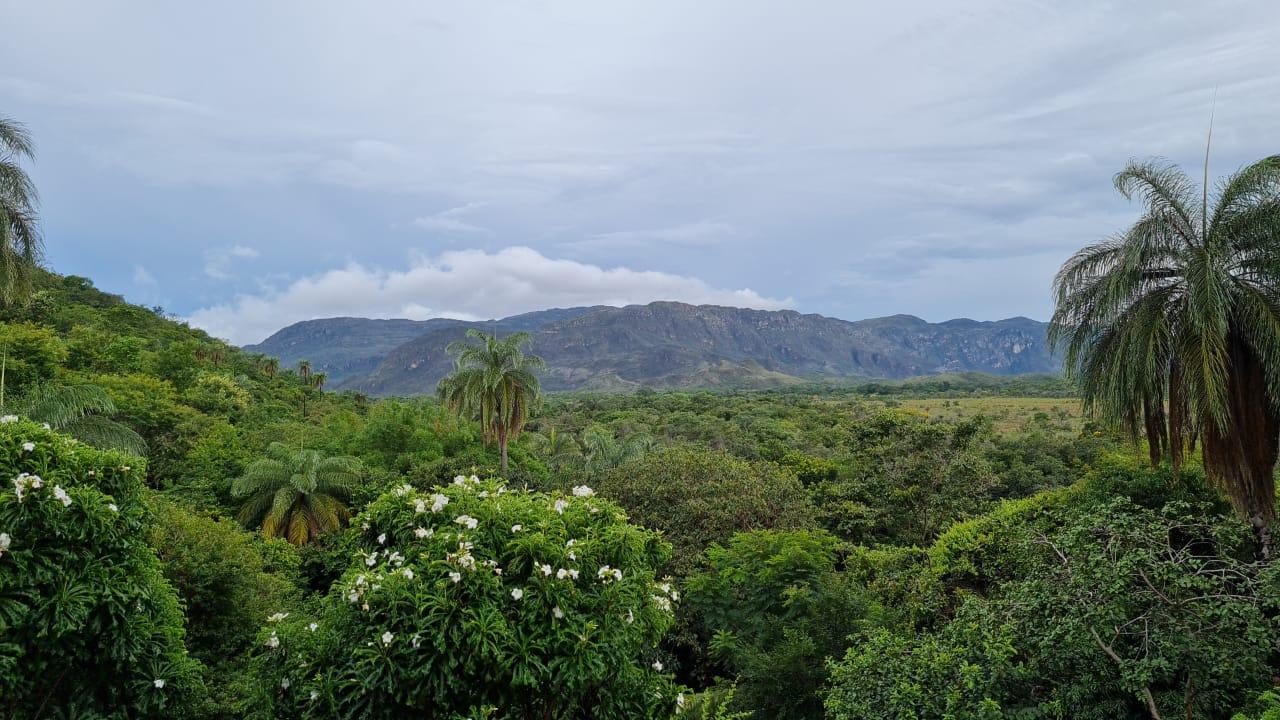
[249,301,1056,396]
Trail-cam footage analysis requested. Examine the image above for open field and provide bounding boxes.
[874,395,1083,434]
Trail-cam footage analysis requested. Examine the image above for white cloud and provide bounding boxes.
[132,265,156,285]
[188,246,792,345]
[204,245,261,280]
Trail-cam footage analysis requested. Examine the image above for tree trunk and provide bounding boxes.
[1200,330,1279,558]
[499,429,509,475]
[1169,361,1187,470]
[1143,394,1167,468]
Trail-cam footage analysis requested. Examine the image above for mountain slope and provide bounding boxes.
[245,307,600,384]
[312,302,1056,396]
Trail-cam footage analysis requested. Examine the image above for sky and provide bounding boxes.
[3,1,1279,345]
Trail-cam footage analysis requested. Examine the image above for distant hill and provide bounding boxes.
[244,307,601,384]
[247,302,1057,396]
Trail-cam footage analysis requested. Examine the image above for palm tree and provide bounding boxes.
[0,116,41,306]
[311,371,326,392]
[259,356,280,377]
[534,427,581,470]
[437,330,546,474]
[2,380,145,456]
[1050,154,1280,553]
[580,425,655,474]
[231,442,362,544]
[298,360,313,418]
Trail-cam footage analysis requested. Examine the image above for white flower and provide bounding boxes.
[414,526,432,539]
[381,631,394,645]
[153,678,165,689]
[597,565,622,583]
[309,622,319,632]
[454,514,478,530]
[568,551,576,561]
[478,490,489,498]
[52,485,72,507]
[652,660,664,671]
[309,689,319,701]
[626,609,635,624]
[361,521,370,531]
[569,568,580,580]
[394,483,413,496]
[572,485,595,497]
[566,539,576,547]
[554,499,568,515]
[401,567,414,580]
[0,415,17,423]
[415,499,427,513]
[511,524,523,532]
[42,423,51,430]
[108,503,119,513]
[265,632,280,648]
[281,678,290,689]
[356,574,367,586]
[449,571,462,583]
[556,568,569,580]
[0,532,10,557]
[430,493,449,512]
[267,612,289,622]
[676,693,686,709]
[21,442,34,452]
[511,587,524,600]
[377,533,387,545]
[552,606,565,619]
[671,590,680,601]
[453,475,467,485]
[469,474,479,482]
[539,563,553,576]
[365,553,378,567]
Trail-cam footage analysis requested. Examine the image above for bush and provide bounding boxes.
[596,447,814,578]
[0,420,202,717]
[685,529,880,719]
[254,477,687,719]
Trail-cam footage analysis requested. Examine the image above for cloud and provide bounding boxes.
[204,245,261,280]
[188,246,792,345]
[563,220,734,254]
[411,202,489,234]
[132,265,156,285]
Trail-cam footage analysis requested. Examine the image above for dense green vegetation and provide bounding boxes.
[3,120,1280,719]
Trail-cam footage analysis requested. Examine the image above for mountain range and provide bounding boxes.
[244,302,1058,396]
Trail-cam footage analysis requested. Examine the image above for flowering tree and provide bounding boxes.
[0,418,202,717]
[255,477,687,719]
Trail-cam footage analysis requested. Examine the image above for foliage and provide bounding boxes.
[0,420,202,717]
[686,529,879,720]
[232,442,364,544]
[254,477,687,719]
[595,446,815,578]
[148,497,302,719]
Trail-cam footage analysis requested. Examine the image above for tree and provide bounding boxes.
[253,477,687,719]
[231,442,363,545]
[1050,155,1280,552]
[0,116,41,306]
[437,330,546,474]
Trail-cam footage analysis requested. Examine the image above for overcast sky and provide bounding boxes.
[3,1,1279,344]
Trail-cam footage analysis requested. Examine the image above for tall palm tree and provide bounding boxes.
[437,330,545,474]
[231,442,362,544]
[259,356,280,377]
[0,116,40,306]
[298,360,313,418]
[1050,154,1280,553]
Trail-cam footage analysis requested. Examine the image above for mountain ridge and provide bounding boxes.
[246,302,1057,396]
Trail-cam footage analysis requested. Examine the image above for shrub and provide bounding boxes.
[0,420,202,717]
[596,447,814,578]
[254,477,687,719]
